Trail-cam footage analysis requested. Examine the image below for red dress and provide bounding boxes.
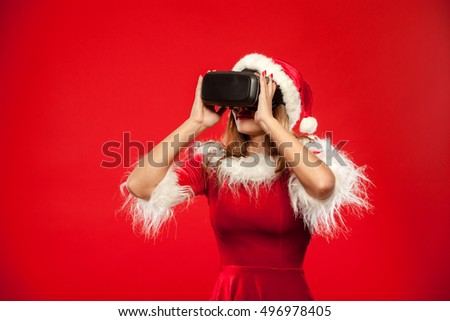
[169,141,317,301]
[124,138,372,301]
[208,173,314,300]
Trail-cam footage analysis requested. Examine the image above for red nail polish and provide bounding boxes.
[262,70,266,76]
[270,73,273,78]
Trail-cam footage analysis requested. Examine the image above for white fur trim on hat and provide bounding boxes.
[287,136,374,239]
[300,116,318,134]
[232,53,301,130]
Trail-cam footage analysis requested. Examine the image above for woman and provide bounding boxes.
[120,53,373,300]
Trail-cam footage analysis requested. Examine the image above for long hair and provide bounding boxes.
[222,104,288,166]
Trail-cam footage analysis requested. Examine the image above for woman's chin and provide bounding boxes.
[236,120,264,135]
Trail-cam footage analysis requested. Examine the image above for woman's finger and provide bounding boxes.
[259,70,267,97]
[267,73,274,97]
[196,75,203,96]
[195,75,204,114]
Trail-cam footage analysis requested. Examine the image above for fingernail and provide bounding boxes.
[262,70,266,76]
[270,73,273,78]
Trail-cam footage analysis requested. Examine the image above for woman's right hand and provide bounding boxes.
[188,73,227,128]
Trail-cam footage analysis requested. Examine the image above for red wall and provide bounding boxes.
[1,0,449,300]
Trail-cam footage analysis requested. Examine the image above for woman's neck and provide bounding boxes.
[247,134,266,154]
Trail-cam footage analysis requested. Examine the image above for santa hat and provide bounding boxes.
[232,53,318,135]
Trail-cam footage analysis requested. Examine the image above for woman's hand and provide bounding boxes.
[188,73,226,129]
[254,70,277,130]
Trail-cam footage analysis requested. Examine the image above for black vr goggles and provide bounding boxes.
[201,71,285,109]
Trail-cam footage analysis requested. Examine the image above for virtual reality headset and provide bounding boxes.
[201,71,285,109]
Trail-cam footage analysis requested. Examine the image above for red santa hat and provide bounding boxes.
[232,53,318,135]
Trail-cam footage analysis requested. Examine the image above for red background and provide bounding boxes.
[1,0,449,300]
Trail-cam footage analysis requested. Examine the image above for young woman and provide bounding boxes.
[120,53,373,300]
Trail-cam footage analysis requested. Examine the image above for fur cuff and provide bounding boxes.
[120,164,195,239]
[287,135,374,239]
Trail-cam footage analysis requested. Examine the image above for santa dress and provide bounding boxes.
[125,137,372,301]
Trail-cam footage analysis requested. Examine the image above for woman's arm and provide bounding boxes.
[254,72,335,201]
[262,118,335,200]
[126,119,206,200]
[126,74,226,200]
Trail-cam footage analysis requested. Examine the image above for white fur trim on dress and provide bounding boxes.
[232,53,301,130]
[287,135,374,239]
[194,140,280,199]
[217,152,279,200]
[119,163,195,239]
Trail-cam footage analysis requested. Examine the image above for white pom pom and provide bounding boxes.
[299,116,318,134]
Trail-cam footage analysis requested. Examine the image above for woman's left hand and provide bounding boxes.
[254,70,277,130]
